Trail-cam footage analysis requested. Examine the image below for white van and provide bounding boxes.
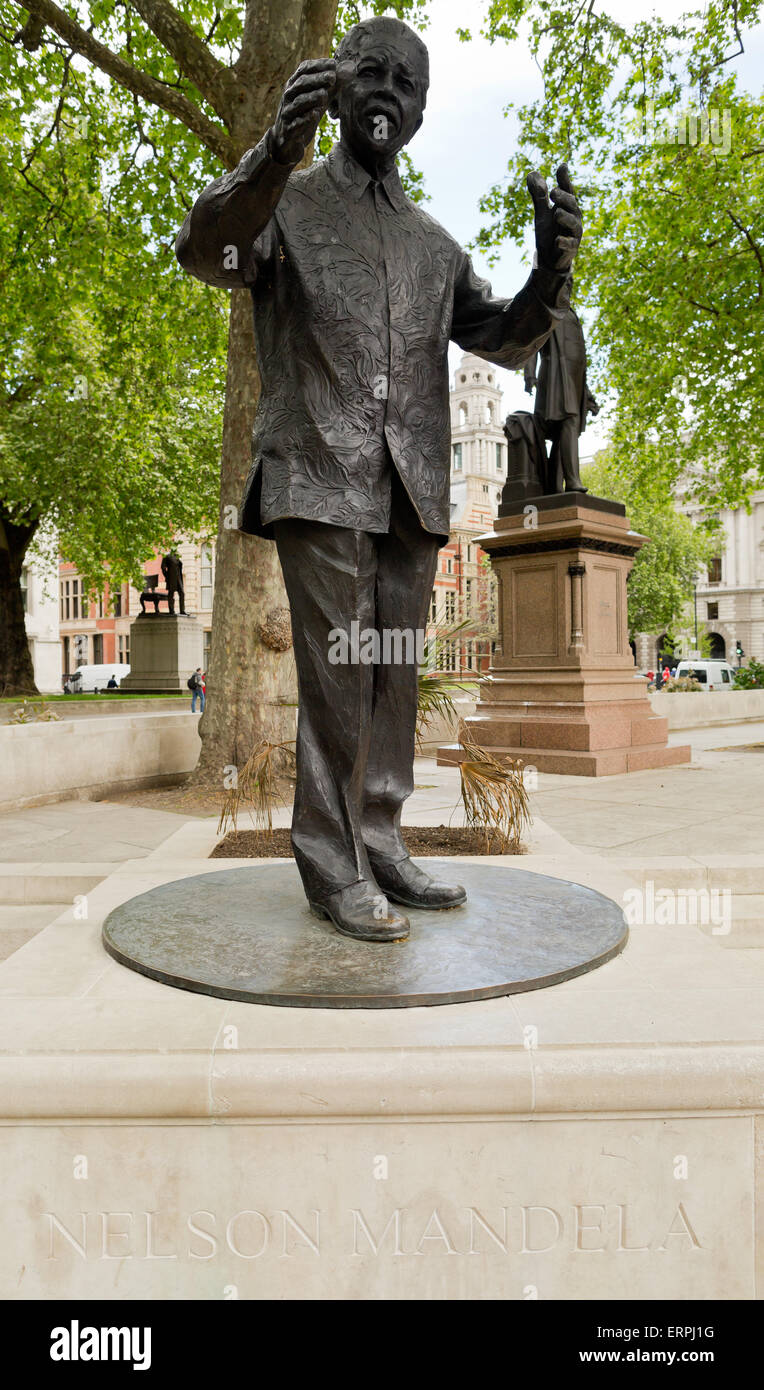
[673,659,737,690]
[68,664,131,693]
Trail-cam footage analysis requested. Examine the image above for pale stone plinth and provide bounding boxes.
[440,497,691,775]
[120,614,204,694]
[0,830,761,1300]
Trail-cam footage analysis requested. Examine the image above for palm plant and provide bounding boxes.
[457,721,531,852]
[217,622,532,852]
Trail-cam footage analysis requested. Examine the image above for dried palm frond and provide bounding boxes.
[217,738,296,839]
[7,700,61,724]
[457,720,532,852]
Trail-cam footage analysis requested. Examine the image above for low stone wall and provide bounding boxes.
[0,697,190,725]
[650,688,764,730]
[0,711,201,810]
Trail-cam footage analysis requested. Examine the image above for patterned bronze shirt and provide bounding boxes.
[177,135,570,543]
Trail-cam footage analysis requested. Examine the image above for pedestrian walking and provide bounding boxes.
[188,667,205,713]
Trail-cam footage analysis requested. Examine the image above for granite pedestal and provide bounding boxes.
[440,495,691,776]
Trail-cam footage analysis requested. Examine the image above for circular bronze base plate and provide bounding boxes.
[102,861,627,1009]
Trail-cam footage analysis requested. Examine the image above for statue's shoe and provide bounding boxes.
[367,853,467,911]
[309,879,410,943]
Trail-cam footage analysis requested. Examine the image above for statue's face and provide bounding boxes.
[333,31,426,163]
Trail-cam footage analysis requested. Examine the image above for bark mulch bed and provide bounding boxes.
[211,826,526,858]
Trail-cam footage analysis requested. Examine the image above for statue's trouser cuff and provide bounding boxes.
[274,473,439,904]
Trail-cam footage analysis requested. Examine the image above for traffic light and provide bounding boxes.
[736,642,744,663]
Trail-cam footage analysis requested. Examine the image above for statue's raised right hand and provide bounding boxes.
[270,59,337,166]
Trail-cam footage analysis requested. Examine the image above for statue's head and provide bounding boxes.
[330,17,429,164]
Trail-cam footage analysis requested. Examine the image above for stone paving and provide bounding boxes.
[0,717,762,866]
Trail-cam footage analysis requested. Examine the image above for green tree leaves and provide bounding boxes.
[476,2,764,510]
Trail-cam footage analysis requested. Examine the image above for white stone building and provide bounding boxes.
[22,552,61,693]
[429,352,508,674]
[635,488,764,670]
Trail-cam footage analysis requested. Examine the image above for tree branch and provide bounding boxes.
[19,0,237,166]
[727,207,764,294]
[128,0,237,123]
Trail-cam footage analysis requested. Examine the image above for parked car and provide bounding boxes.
[672,659,737,690]
[67,664,131,694]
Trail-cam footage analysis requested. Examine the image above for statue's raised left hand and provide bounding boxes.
[526,164,582,274]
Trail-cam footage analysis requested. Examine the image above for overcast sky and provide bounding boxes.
[407,0,763,458]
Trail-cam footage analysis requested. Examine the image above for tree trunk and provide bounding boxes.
[192,0,340,781]
[193,288,297,782]
[0,511,39,697]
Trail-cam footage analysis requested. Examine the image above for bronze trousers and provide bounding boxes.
[274,475,440,903]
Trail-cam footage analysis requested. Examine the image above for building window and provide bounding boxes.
[458,403,468,426]
[97,594,104,618]
[466,544,472,562]
[445,591,456,622]
[429,593,438,623]
[113,590,122,618]
[72,578,81,620]
[446,557,453,574]
[495,443,503,470]
[707,556,722,584]
[92,633,103,664]
[485,403,493,423]
[203,630,212,669]
[200,544,214,611]
[482,484,489,494]
[20,567,29,613]
[707,601,719,620]
[62,636,70,675]
[60,580,70,621]
[437,640,457,671]
[465,578,473,609]
[452,443,462,471]
[118,634,130,664]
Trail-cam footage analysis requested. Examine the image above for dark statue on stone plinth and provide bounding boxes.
[502,280,599,508]
[138,554,186,616]
[175,16,583,945]
[160,552,186,615]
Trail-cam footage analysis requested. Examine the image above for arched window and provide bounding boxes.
[709,632,726,659]
[458,403,468,426]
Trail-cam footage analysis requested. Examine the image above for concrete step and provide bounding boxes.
[0,904,71,963]
[0,865,111,905]
[616,857,764,896]
[708,893,764,949]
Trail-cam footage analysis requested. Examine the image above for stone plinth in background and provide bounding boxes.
[120,614,204,694]
[440,494,691,776]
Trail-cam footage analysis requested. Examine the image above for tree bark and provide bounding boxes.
[0,510,39,697]
[194,288,297,782]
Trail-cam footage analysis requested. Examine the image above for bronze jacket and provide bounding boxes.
[177,135,570,543]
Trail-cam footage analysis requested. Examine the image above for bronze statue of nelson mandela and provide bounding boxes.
[176,16,583,944]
